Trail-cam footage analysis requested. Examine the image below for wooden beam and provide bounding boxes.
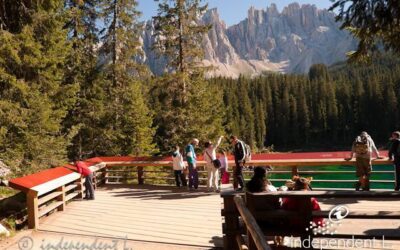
[292,166,298,177]
[102,158,392,168]
[233,196,271,250]
[137,166,144,185]
[57,185,65,212]
[27,190,39,229]
[236,233,249,250]
[248,190,400,198]
[76,177,84,200]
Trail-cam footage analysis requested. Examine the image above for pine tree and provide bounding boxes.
[151,0,223,152]
[98,0,156,156]
[297,84,310,143]
[63,0,104,160]
[255,100,266,150]
[0,0,73,172]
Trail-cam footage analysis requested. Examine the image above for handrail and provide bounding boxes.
[233,195,271,250]
[102,158,392,167]
[103,161,395,188]
[9,162,107,229]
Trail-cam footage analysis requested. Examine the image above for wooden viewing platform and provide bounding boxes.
[3,184,400,249]
[4,152,400,249]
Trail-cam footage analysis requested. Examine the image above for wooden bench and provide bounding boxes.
[221,190,400,250]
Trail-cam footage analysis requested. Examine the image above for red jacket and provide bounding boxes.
[282,197,323,227]
[76,161,92,177]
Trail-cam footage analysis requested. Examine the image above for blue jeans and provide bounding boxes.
[188,162,198,189]
[85,173,95,199]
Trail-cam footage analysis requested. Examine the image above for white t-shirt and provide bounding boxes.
[204,148,216,164]
[266,184,277,192]
[172,151,185,170]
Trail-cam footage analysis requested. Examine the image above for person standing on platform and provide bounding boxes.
[185,138,199,190]
[76,161,95,200]
[389,131,400,191]
[204,136,224,192]
[172,145,187,188]
[219,149,230,185]
[230,135,246,191]
[345,131,383,191]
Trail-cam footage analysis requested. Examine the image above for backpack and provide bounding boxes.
[354,136,369,155]
[244,143,252,162]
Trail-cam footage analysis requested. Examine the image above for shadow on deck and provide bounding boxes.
[38,184,224,249]
[18,184,400,250]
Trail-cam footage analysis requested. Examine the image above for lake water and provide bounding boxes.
[267,164,395,190]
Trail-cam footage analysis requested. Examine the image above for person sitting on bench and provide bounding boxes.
[246,166,277,193]
[282,176,323,228]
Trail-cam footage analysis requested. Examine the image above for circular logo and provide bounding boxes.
[329,205,349,223]
[18,236,33,250]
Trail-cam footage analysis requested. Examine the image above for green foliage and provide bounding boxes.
[0,1,73,172]
[63,0,102,160]
[151,0,223,153]
[331,0,400,61]
[151,73,224,152]
[97,0,156,156]
[153,0,210,75]
[215,55,400,151]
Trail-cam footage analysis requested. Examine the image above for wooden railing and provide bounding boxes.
[103,158,395,188]
[233,195,271,250]
[26,164,107,229]
[221,190,400,250]
[13,157,395,229]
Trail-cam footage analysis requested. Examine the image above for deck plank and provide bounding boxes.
[39,185,223,248]
[35,185,400,249]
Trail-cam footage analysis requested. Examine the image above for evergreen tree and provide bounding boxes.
[331,0,400,61]
[151,0,223,152]
[98,0,156,155]
[63,0,104,159]
[0,0,73,172]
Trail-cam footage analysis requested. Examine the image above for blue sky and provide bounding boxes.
[137,0,334,26]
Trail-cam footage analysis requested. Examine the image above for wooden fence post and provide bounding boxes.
[138,166,144,185]
[292,166,299,177]
[101,168,107,185]
[57,186,66,211]
[27,190,39,229]
[222,193,240,250]
[76,177,84,199]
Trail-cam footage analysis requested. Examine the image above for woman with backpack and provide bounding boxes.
[345,131,383,191]
[204,136,224,192]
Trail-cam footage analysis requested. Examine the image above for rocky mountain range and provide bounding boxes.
[140,2,357,78]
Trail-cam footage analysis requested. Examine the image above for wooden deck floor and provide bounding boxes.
[39,185,224,248]
[4,185,400,250]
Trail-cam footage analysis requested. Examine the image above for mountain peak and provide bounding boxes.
[140,2,356,78]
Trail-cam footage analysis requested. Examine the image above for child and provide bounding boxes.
[218,149,229,185]
[281,176,323,228]
[172,145,186,188]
